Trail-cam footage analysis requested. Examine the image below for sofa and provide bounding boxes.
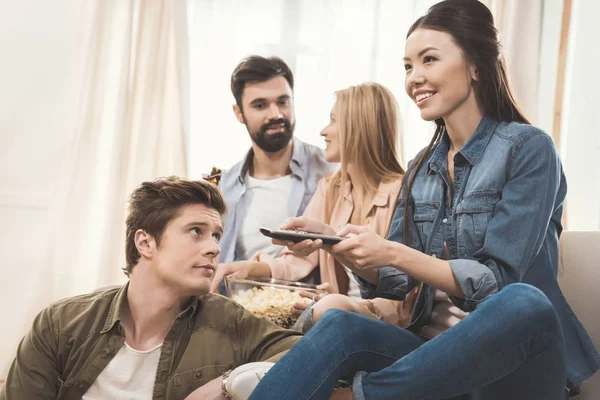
[558,231,600,398]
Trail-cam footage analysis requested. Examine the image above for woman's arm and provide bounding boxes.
[334,132,563,310]
[333,226,463,297]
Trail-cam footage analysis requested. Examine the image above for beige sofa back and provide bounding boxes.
[558,231,600,397]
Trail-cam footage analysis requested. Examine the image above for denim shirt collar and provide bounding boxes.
[237,137,305,183]
[427,116,499,174]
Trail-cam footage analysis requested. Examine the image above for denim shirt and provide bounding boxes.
[356,117,600,390]
[218,137,333,263]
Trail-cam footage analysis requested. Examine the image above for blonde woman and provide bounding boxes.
[211,82,408,327]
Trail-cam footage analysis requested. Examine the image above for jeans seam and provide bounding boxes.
[305,349,401,399]
[527,332,563,361]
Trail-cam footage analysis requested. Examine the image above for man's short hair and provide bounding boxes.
[124,177,226,275]
[230,55,294,109]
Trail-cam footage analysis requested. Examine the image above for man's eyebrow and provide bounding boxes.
[248,97,267,105]
[184,221,224,234]
[403,46,440,61]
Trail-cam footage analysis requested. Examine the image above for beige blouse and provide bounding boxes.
[254,174,402,296]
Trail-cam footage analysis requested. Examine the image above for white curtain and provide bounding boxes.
[43,0,189,300]
[187,0,545,178]
[481,0,543,124]
[1,0,189,377]
[187,0,443,178]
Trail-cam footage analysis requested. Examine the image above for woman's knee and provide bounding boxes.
[317,308,364,332]
[498,283,559,331]
[313,294,355,321]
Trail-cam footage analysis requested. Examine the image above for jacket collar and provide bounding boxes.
[101,281,200,334]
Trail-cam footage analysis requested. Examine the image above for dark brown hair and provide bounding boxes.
[124,177,226,275]
[401,0,530,244]
[230,55,294,109]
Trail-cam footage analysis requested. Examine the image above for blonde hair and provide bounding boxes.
[324,82,405,222]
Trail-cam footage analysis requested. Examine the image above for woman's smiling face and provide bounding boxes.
[320,106,341,163]
[404,28,478,122]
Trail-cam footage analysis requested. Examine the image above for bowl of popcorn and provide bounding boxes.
[225,276,327,328]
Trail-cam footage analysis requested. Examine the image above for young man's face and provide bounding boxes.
[233,76,296,153]
[151,204,223,296]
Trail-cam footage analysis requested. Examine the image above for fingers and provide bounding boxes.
[272,239,296,247]
[272,238,322,249]
[298,290,315,299]
[286,239,323,257]
[292,302,309,315]
[279,216,308,231]
[316,282,333,294]
[298,290,323,302]
[336,224,368,237]
[289,239,322,250]
[210,267,225,293]
[330,236,359,253]
[209,263,241,293]
[280,216,329,234]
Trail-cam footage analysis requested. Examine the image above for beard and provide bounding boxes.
[245,117,295,153]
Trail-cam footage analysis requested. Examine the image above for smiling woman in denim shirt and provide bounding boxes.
[248,1,600,399]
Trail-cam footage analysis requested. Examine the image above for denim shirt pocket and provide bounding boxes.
[413,201,439,249]
[455,191,501,252]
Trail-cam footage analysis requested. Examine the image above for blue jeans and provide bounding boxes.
[249,283,567,400]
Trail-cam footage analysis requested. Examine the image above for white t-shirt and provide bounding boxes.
[82,342,162,399]
[235,174,295,261]
[344,266,361,298]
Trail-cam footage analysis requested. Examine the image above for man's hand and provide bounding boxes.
[210,260,271,293]
[184,376,226,400]
[292,283,332,314]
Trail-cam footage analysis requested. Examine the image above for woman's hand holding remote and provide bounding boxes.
[273,217,336,257]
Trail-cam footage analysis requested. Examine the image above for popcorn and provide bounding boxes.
[231,286,312,328]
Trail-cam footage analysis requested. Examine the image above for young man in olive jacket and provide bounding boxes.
[1,177,301,400]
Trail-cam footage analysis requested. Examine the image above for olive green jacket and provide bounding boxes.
[1,283,301,400]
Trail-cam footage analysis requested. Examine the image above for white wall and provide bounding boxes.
[561,0,600,230]
[0,0,87,376]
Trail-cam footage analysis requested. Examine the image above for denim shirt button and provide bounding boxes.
[432,254,437,258]
[442,218,448,223]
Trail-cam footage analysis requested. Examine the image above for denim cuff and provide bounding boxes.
[352,371,368,400]
[448,259,499,312]
[354,267,413,301]
[353,273,379,299]
[290,303,316,333]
